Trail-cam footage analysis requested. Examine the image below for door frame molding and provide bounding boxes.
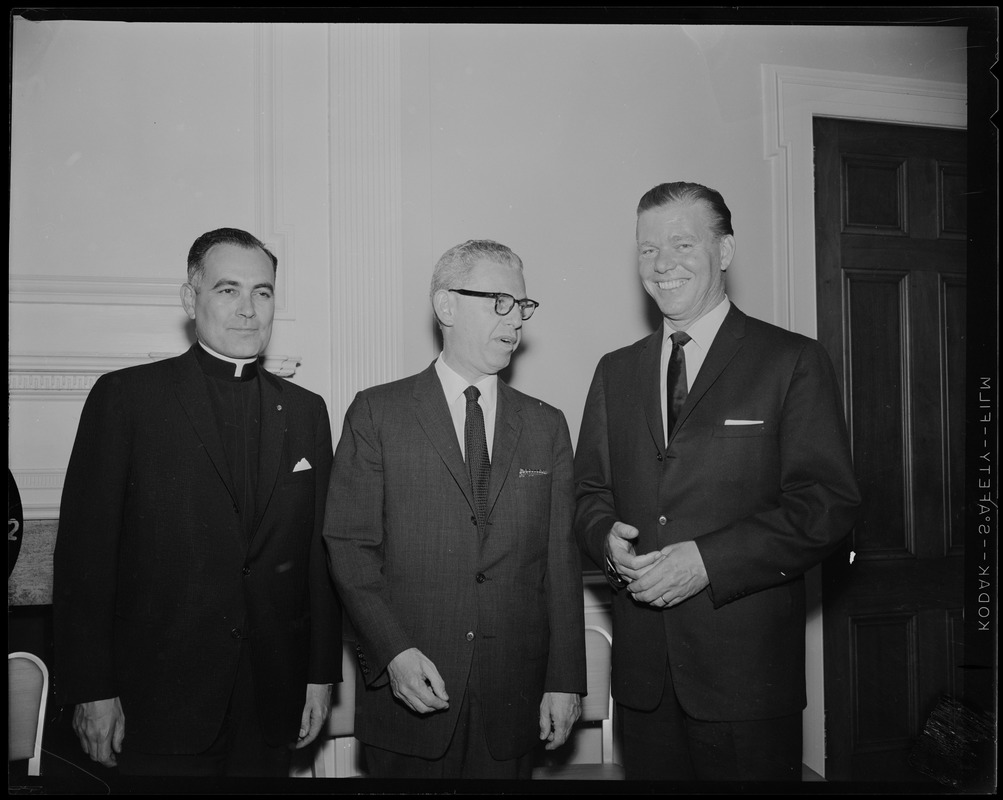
[761,64,967,778]
[762,64,966,338]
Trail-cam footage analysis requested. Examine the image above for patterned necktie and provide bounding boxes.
[464,386,490,526]
[666,331,692,437]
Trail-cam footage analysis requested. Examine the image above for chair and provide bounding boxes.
[532,625,624,780]
[8,651,49,776]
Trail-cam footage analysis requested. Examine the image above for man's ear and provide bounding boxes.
[718,235,736,271]
[180,283,197,320]
[432,289,455,327]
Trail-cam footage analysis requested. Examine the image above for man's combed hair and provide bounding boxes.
[637,182,734,238]
[187,228,278,287]
[429,239,524,301]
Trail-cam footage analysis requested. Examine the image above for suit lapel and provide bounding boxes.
[487,381,521,517]
[670,304,748,442]
[171,347,238,506]
[637,329,665,451]
[253,368,286,534]
[413,365,477,515]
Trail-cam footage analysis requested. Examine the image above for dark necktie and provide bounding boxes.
[666,331,692,437]
[464,386,490,526]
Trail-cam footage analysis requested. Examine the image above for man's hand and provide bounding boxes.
[387,647,449,714]
[538,691,581,751]
[627,540,709,607]
[72,697,125,767]
[294,683,333,749]
[606,521,664,582]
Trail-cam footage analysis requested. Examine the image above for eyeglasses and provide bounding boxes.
[448,289,539,320]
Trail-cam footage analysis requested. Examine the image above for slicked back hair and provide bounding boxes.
[636,182,734,238]
[187,228,278,288]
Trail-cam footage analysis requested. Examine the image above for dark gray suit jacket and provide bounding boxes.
[324,364,586,760]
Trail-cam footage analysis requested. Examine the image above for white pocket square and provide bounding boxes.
[724,419,764,425]
[519,468,549,478]
[292,458,312,472]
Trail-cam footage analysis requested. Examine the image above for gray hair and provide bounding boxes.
[429,239,524,301]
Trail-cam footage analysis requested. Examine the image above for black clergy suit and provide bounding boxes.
[53,344,342,756]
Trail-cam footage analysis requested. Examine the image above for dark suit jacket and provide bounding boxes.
[53,346,342,753]
[324,364,587,760]
[575,305,860,721]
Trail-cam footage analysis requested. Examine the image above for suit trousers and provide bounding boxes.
[362,658,534,780]
[619,657,801,782]
[116,643,290,777]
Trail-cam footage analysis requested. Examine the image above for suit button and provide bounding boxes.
[658,515,667,526]
[656,453,664,462]
[476,573,486,583]
[465,631,475,641]
[242,566,251,576]
[231,627,242,639]
[232,504,239,514]
[470,516,478,526]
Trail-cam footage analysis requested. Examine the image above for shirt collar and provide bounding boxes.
[434,355,498,407]
[664,296,731,351]
[196,341,260,381]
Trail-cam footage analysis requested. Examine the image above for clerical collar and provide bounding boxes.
[195,341,260,382]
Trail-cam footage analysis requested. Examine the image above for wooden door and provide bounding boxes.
[814,117,967,782]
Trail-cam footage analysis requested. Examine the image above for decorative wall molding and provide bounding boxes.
[10,470,65,520]
[9,351,301,397]
[328,23,404,423]
[254,23,294,319]
[7,274,184,306]
[9,25,294,320]
[761,65,967,336]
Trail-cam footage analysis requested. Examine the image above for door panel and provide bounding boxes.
[814,117,966,782]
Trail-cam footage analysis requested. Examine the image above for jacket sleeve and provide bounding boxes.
[52,373,131,705]
[307,395,343,684]
[544,410,588,693]
[323,392,412,685]
[696,339,861,606]
[573,356,619,572]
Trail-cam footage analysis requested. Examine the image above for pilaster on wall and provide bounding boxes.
[328,23,404,426]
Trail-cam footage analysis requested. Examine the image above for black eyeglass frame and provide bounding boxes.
[448,289,540,320]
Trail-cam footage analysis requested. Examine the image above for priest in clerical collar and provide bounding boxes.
[53,227,342,779]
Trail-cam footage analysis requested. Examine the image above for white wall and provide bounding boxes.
[9,19,968,482]
[400,23,967,441]
[8,17,968,777]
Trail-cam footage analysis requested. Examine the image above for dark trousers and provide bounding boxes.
[363,662,534,780]
[117,644,291,778]
[619,660,802,782]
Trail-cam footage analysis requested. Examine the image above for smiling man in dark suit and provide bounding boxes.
[324,239,586,780]
[53,228,342,777]
[574,182,861,781]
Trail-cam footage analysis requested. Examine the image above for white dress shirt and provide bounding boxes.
[660,297,731,445]
[435,355,498,461]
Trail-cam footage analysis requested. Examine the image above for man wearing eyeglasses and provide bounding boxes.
[324,239,586,780]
